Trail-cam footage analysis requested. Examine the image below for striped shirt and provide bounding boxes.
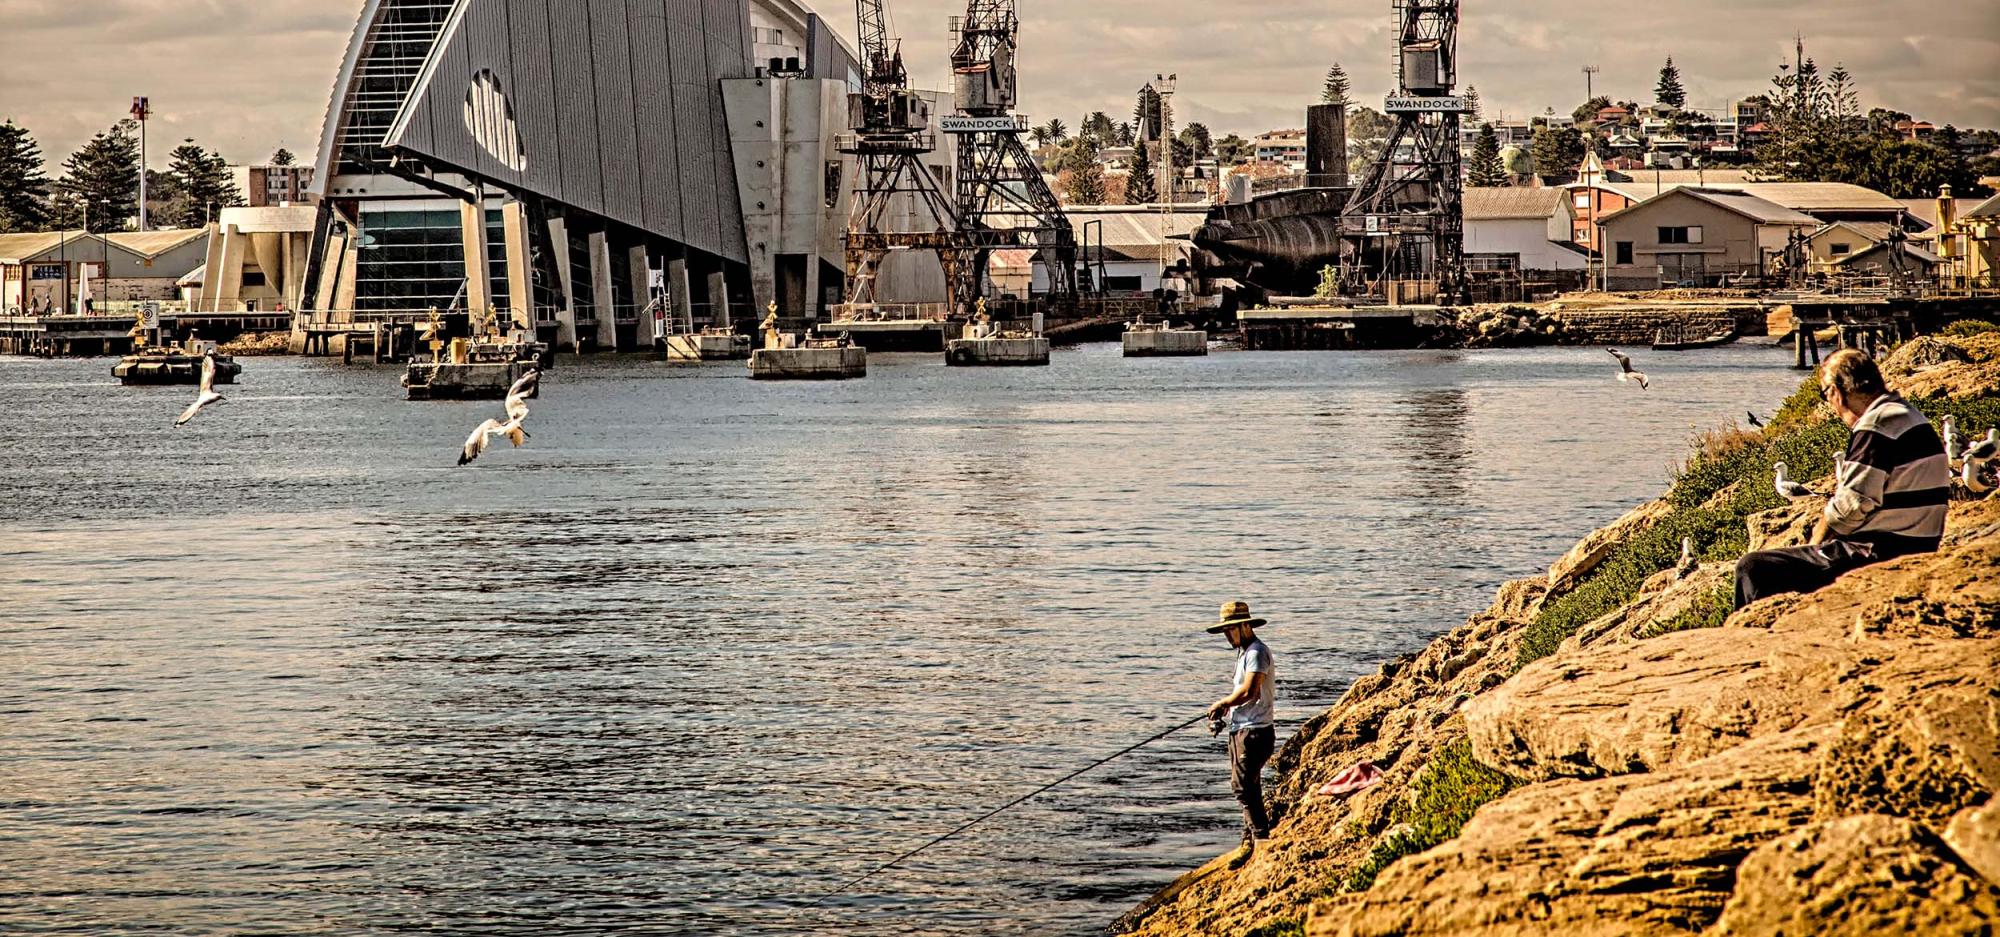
[1825,393,1949,557]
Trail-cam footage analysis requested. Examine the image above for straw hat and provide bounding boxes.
[1206,600,1267,633]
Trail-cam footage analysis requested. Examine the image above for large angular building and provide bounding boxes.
[303,0,943,351]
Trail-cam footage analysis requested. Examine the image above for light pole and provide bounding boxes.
[1582,65,1598,102]
[132,97,151,231]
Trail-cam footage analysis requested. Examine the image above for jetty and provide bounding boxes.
[1122,320,1209,357]
[113,339,242,385]
[403,336,544,400]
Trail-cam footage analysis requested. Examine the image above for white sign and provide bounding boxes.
[140,302,160,329]
[1383,95,1466,113]
[939,116,1024,133]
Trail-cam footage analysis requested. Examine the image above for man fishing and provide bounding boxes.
[1205,601,1276,868]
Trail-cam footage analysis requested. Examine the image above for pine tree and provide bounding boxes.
[1468,123,1506,186]
[1322,63,1352,106]
[166,138,244,227]
[1655,56,1686,109]
[1529,125,1586,179]
[1133,85,1163,141]
[57,121,142,232]
[1125,140,1157,204]
[1063,142,1108,204]
[1463,85,1483,123]
[270,147,296,166]
[0,120,53,232]
[1115,121,1134,146]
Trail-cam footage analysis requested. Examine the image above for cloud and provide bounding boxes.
[0,0,1993,176]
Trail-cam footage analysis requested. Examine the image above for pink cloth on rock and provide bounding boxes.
[1315,761,1383,798]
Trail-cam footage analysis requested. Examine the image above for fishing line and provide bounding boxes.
[811,710,1211,905]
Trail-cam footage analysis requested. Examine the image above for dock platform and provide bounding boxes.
[1123,325,1208,357]
[749,345,867,380]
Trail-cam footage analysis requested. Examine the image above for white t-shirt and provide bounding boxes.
[1229,638,1276,731]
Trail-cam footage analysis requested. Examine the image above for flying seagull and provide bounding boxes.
[1675,536,1697,577]
[503,367,538,429]
[458,418,504,466]
[1773,461,1813,499]
[1607,349,1649,390]
[1746,411,1764,429]
[174,353,226,427]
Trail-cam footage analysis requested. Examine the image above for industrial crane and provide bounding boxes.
[838,0,969,317]
[1341,0,1467,304]
[945,0,1077,311]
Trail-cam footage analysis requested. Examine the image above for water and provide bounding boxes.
[0,344,1799,935]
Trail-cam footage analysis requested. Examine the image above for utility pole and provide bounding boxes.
[131,97,151,232]
[1582,65,1598,102]
[1155,73,1176,290]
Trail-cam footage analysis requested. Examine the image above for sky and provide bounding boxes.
[0,0,1995,173]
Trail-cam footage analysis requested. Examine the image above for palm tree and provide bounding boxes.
[1044,118,1067,142]
[1031,125,1050,148]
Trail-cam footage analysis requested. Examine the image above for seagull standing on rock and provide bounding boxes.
[1773,461,1814,499]
[1607,349,1649,390]
[1963,430,1998,494]
[1675,537,1697,577]
[1942,415,1964,469]
[174,353,226,427]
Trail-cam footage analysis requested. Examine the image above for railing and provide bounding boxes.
[826,302,953,322]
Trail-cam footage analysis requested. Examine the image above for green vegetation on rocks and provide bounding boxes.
[1341,738,1521,892]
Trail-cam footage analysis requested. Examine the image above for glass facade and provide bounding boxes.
[352,207,509,314]
[331,1,457,178]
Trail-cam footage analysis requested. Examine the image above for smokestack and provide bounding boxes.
[1306,103,1348,188]
[1937,183,1956,260]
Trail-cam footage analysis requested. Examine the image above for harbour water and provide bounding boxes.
[1,345,1800,935]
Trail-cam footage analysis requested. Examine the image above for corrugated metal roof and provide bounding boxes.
[0,231,74,263]
[1463,186,1564,220]
[1631,187,1821,225]
[1964,192,2000,219]
[1897,198,1979,231]
[105,228,208,258]
[993,205,1208,263]
[1836,240,1941,266]
[1812,220,1896,244]
[1598,178,1901,213]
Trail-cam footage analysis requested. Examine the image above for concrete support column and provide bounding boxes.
[547,216,578,352]
[669,258,693,332]
[501,201,532,333]
[803,258,821,324]
[213,225,246,313]
[707,269,730,327]
[588,230,616,352]
[626,244,652,349]
[460,201,492,331]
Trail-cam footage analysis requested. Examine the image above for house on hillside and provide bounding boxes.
[1598,187,1818,289]
[1463,187,1588,272]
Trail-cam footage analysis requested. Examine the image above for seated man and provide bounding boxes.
[1735,349,1950,607]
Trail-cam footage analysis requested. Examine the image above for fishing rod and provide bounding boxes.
[811,710,1216,905]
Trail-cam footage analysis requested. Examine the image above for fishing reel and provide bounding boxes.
[1207,716,1227,736]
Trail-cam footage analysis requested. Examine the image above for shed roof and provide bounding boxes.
[1612,186,1819,227]
[1964,192,2000,219]
[1463,187,1565,220]
[1811,220,1897,244]
[105,228,208,258]
[0,231,76,263]
[1004,205,1207,262]
[1836,240,1941,266]
[1897,198,1980,231]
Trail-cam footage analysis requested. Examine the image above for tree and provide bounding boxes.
[1125,140,1157,203]
[1866,107,1913,137]
[1572,95,1612,126]
[1529,125,1587,179]
[1133,85,1163,140]
[164,139,244,228]
[1825,65,1859,135]
[1179,122,1212,161]
[1322,63,1352,106]
[270,147,297,166]
[1214,133,1251,165]
[57,121,142,232]
[0,120,52,232]
[1061,141,1108,204]
[1463,85,1483,123]
[1031,125,1050,148]
[1115,121,1134,146]
[1080,111,1115,147]
[1468,123,1506,186]
[1655,56,1686,109]
[1044,118,1067,142]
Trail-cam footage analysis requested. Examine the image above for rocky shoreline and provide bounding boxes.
[1117,328,2000,937]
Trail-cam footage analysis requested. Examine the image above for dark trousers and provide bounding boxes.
[1228,725,1275,842]
[1734,540,1877,608]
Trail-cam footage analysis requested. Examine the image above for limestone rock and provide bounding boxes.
[1562,562,1731,651]
[1710,814,2000,936]
[1944,800,2000,886]
[1548,499,1674,593]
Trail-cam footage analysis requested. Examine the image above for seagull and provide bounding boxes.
[1965,457,1997,495]
[1607,349,1649,390]
[503,368,537,431]
[1745,411,1764,429]
[458,418,506,466]
[1942,415,1964,469]
[1675,536,1697,577]
[174,353,226,427]
[1773,461,1813,499]
[1966,428,1998,464]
